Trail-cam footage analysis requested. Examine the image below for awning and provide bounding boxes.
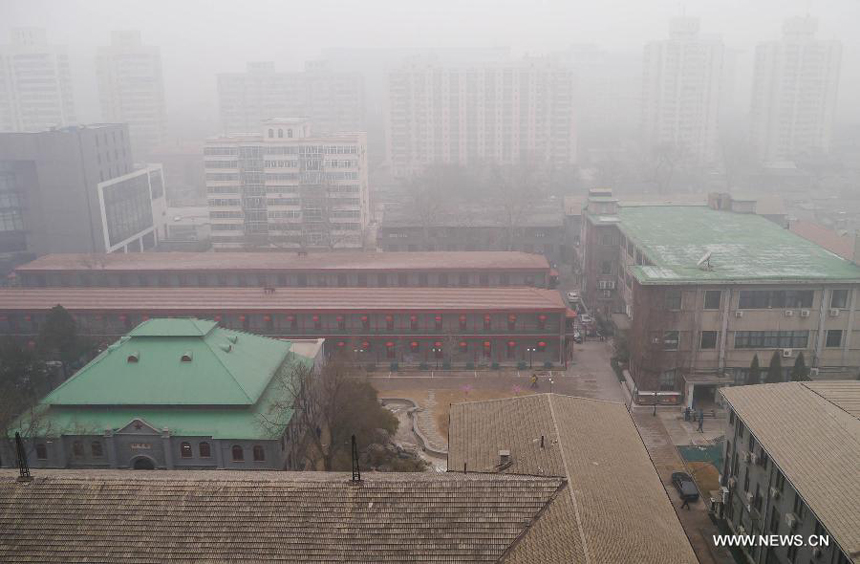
[565,309,578,319]
[550,268,559,277]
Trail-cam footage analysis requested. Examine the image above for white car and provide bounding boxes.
[579,314,594,324]
[567,291,580,303]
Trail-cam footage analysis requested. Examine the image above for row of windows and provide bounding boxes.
[33,441,267,463]
[662,289,850,311]
[659,330,847,351]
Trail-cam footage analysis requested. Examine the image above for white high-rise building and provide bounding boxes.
[386,56,577,177]
[750,17,841,164]
[0,28,76,132]
[96,30,168,160]
[204,118,369,250]
[641,18,723,164]
[217,62,365,136]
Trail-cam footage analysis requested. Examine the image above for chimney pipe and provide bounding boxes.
[540,435,545,448]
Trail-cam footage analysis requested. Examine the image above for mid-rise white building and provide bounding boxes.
[96,31,168,160]
[217,62,364,136]
[0,28,76,132]
[204,118,368,250]
[386,56,577,177]
[750,16,842,165]
[641,18,723,164]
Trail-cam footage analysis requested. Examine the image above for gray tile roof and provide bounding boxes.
[448,394,698,564]
[720,382,860,562]
[0,470,566,563]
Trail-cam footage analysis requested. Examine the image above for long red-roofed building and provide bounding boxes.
[0,286,570,366]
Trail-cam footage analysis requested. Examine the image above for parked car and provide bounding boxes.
[566,291,579,303]
[671,472,700,502]
[579,313,593,324]
[573,331,583,344]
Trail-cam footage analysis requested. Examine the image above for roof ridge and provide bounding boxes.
[547,394,592,564]
[497,477,570,563]
[201,327,259,404]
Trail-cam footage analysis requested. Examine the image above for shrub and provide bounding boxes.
[442,361,452,370]
[491,362,500,370]
[419,362,431,370]
[389,362,399,372]
[543,361,553,369]
[365,363,377,372]
[465,362,475,370]
[517,361,527,370]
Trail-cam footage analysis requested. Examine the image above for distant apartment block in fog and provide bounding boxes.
[0,124,166,265]
[217,61,365,136]
[641,17,723,164]
[386,56,577,177]
[96,31,168,160]
[0,28,76,132]
[204,118,368,251]
[751,17,842,165]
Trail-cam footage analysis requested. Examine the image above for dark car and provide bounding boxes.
[671,472,700,502]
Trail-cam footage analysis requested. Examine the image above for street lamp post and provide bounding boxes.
[526,347,536,368]
[653,391,658,416]
[432,347,441,370]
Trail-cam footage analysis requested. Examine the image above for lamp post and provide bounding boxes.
[432,347,441,370]
[526,347,536,368]
[653,391,658,416]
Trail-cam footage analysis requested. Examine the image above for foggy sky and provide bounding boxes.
[4,0,859,138]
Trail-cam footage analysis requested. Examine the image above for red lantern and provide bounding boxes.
[385,315,393,321]
[361,341,370,349]
[23,315,31,322]
[538,341,546,347]
[142,315,149,321]
[337,341,346,347]
[538,314,547,321]
[434,341,442,347]
[239,315,246,322]
[214,315,221,322]
[336,315,344,321]
[483,341,491,347]
[263,315,271,322]
[312,315,320,322]
[385,341,394,347]
[360,315,368,321]
[484,314,491,321]
[509,314,516,321]
[459,315,466,321]
[409,315,417,321]
[508,340,516,347]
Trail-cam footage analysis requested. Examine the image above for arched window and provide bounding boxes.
[232,445,244,462]
[180,442,193,458]
[91,441,103,458]
[253,445,266,461]
[72,441,84,458]
[287,129,293,138]
[278,129,284,138]
[35,443,47,460]
[268,128,274,138]
[199,442,211,458]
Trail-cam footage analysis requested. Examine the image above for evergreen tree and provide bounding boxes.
[37,305,79,364]
[790,352,810,382]
[747,355,761,385]
[766,351,783,383]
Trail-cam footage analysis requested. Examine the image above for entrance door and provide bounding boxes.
[132,457,156,470]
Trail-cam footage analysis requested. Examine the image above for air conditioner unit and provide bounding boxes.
[782,348,793,358]
[785,513,798,529]
[728,477,737,488]
[809,368,819,377]
[800,309,811,318]
[741,452,751,463]
[749,452,759,465]
[829,308,840,317]
[784,310,794,317]
[720,486,729,503]
[735,311,744,318]
[769,486,780,500]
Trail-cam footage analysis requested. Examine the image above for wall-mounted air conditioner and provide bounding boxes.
[784,310,794,317]
[800,310,810,318]
[829,308,840,317]
[782,349,793,358]
[735,311,744,318]
[809,368,819,377]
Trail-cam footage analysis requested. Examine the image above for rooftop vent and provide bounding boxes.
[126,352,140,363]
[497,449,513,471]
[220,343,232,353]
[180,351,193,362]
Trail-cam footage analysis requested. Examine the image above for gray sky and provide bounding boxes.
[4,0,859,136]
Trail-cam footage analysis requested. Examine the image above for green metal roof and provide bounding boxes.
[43,318,292,406]
[16,319,312,440]
[616,206,860,285]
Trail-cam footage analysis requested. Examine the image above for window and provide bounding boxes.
[664,290,681,310]
[826,330,843,348]
[663,331,679,350]
[361,315,370,329]
[410,315,418,330]
[377,273,387,287]
[500,273,509,286]
[35,443,47,460]
[479,274,489,287]
[738,290,813,309]
[199,442,211,458]
[418,273,428,287]
[459,315,467,330]
[700,331,717,349]
[398,273,408,287]
[337,274,347,287]
[743,466,749,492]
[484,315,492,330]
[704,291,721,310]
[601,261,612,275]
[385,315,394,331]
[434,315,443,330]
[73,441,84,458]
[91,441,103,458]
[508,315,517,330]
[439,273,448,287]
[459,273,469,287]
[231,445,244,462]
[831,289,849,309]
[659,369,676,391]
[734,331,809,349]
[357,274,367,287]
[253,445,266,462]
[775,469,785,492]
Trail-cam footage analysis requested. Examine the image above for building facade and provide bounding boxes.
[205,118,369,250]
[581,191,860,405]
[217,61,365,136]
[719,382,858,564]
[0,28,76,133]
[750,17,842,165]
[96,31,168,160]
[0,287,568,366]
[386,56,577,177]
[0,124,165,268]
[12,250,552,289]
[641,17,723,164]
[0,318,323,471]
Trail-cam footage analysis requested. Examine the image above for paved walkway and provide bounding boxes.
[633,412,735,564]
[660,411,727,447]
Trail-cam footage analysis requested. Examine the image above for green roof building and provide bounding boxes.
[2,318,323,470]
[581,191,860,408]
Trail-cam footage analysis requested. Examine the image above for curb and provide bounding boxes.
[381,398,448,458]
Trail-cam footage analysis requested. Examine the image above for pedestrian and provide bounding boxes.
[681,497,691,510]
[697,410,704,433]
[530,374,538,389]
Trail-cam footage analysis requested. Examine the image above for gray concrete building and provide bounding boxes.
[720,382,858,564]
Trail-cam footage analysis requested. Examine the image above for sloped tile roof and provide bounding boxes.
[448,394,698,564]
[15,251,550,273]
[0,470,566,563]
[720,382,860,561]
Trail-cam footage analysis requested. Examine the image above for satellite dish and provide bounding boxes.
[697,251,712,270]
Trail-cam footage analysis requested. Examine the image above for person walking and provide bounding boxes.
[697,410,704,433]
[681,497,691,510]
[530,374,538,389]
